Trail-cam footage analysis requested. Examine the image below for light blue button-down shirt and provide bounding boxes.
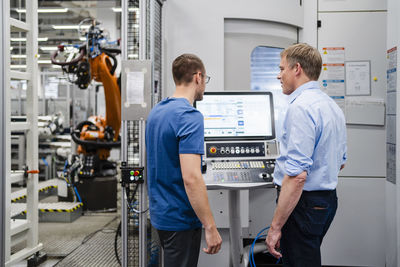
[273,81,347,191]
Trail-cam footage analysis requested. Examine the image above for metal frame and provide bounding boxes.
[4,0,42,265]
[120,0,164,265]
[1,0,7,264]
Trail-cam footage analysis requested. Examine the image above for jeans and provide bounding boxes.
[278,188,338,267]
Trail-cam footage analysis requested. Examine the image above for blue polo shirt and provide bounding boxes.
[145,97,204,231]
[273,81,347,191]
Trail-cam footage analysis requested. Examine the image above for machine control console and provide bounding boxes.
[204,159,275,184]
[206,142,266,158]
[120,162,144,185]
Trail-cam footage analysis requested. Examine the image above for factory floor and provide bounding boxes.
[12,195,122,267]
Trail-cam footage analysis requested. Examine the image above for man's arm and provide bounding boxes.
[180,154,222,254]
[266,171,307,258]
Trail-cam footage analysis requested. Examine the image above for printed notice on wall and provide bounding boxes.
[386,46,397,184]
[322,47,345,64]
[126,71,144,105]
[345,61,371,96]
[321,47,345,113]
[387,47,397,92]
[387,144,396,184]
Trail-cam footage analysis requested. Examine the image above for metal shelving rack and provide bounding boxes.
[4,0,42,265]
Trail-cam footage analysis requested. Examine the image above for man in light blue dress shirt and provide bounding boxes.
[266,43,347,266]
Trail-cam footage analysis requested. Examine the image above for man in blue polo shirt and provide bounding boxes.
[266,43,347,266]
[146,54,222,267]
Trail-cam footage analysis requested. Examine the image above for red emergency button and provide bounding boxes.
[134,171,140,176]
[210,147,217,154]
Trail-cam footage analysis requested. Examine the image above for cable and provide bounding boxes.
[114,221,122,266]
[249,226,281,267]
[125,184,149,214]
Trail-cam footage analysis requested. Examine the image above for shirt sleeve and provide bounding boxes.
[284,104,316,176]
[177,110,204,155]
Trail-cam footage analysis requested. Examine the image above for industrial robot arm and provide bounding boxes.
[51,19,121,178]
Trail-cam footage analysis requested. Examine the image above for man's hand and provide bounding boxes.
[266,227,282,259]
[203,226,222,254]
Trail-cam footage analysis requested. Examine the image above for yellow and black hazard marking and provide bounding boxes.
[11,185,58,202]
[39,203,83,213]
[39,185,58,193]
[12,196,26,203]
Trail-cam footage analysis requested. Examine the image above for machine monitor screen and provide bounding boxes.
[194,92,275,140]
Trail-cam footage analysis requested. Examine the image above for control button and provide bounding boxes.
[231,150,235,154]
[250,148,255,153]
[130,176,135,181]
[134,170,140,176]
[235,149,240,154]
[130,170,134,175]
[255,147,260,153]
[240,148,245,154]
[245,148,250,153]
[210,147,217,154]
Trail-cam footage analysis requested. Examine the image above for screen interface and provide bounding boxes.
[195,93,274,139]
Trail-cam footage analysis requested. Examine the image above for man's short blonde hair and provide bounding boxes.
[281,43,322,80]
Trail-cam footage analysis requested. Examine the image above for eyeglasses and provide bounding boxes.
[193,72,210,84]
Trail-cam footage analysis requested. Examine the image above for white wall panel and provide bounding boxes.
[163,0,303,96]
[321,178,385,266]
[319,0,386,12]
[318,12,387,99]
[386,182,397,266]
[318,12,387,178]
[340,126,386,177]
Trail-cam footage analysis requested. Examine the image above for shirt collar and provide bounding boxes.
[288,81,320,104]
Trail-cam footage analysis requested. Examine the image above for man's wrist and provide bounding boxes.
[204,223,217,231]
[270,222,282,232]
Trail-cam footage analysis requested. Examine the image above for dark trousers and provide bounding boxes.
[157,227,202,267]
[277,188,338,267]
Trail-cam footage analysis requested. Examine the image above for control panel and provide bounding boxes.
[120,162,144,185]
[205,140,279,159]
[204,159,275,183]
[202,140,279,185]
[206,142,265,158]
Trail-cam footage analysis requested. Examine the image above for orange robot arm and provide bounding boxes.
[89,53,121,140]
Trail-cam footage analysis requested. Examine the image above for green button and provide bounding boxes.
[130,170,134,175]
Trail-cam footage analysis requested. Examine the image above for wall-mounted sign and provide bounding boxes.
[345,61,371,96]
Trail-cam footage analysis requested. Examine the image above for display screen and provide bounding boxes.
[195,92,275,140]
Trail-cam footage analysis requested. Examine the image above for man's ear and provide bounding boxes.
[295,63,302,76]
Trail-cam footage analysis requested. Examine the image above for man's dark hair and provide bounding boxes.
[172,54,205,85]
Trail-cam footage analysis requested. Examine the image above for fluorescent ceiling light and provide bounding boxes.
[11,37,48,42]
[16,8,69,13]
[79,37,86,41]
[11,55,27,59]
[38,60,52,64]
[52,25,91,30]
[128,54,138,59]
[40,46,58,51]
[111,7,139,12]
[10,65,27,69]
